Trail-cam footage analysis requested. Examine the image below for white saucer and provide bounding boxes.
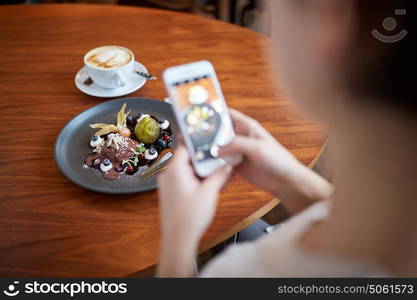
[75,61,148,98]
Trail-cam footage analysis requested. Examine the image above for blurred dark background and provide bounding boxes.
[1,0,269,33]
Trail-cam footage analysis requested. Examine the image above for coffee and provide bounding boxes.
[83,45,135,89]
[85,46,132,69]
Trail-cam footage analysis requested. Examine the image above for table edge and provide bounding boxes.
[0,3,265,38]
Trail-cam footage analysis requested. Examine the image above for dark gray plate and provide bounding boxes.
[55,98,177,194]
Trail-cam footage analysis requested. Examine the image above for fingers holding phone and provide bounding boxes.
[163,60,240,177]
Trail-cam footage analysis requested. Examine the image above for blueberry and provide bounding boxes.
[157,138,166,149]
[91,135,98,141]
[93,159,101,166]
[116,165,125,172]
[158,117,166,124]
[149,148,156,155]
[127,115,133,123]
[103,159,111,166]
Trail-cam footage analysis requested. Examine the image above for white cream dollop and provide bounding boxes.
[137,114,150,123]
[100,162,113,172]
[159,119,170,130]
[144,149,158,160]
[90,136,103,147]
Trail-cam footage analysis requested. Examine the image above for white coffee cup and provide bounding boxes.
[84,46,134,89]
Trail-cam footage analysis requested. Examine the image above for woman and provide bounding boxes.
[157,0,416,277]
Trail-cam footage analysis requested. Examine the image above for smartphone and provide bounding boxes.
[163,60,239,177]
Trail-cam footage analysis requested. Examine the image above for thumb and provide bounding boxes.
[201,164,233,193]
[219,135,255,158]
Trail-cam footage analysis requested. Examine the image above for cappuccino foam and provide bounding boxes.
[86,46,132,69]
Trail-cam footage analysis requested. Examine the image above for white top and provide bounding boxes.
[200,201,389,277]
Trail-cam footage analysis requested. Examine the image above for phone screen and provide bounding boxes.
[170,74,234,162]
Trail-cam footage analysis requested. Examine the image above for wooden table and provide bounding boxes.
[0,4,326,277]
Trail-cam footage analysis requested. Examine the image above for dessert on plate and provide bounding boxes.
[84,103,173,180]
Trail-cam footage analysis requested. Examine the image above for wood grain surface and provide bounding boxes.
[0,4,326,277]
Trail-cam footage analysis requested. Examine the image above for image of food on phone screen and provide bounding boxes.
[171,75,234,162]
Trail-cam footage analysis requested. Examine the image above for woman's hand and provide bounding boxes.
[220,109,302,194]
[220,109,333,213]
[156,145,232,277]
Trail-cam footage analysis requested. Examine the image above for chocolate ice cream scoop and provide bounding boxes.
[99,137,139,163]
